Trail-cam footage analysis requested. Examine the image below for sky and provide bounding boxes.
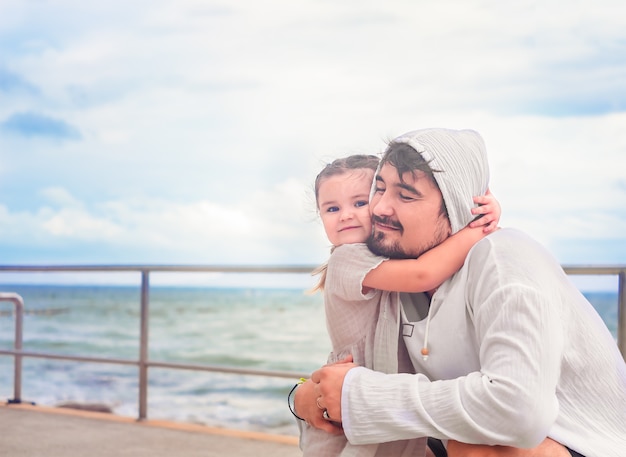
[1,0,625,289]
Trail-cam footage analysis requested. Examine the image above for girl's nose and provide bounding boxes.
[339,208,354,221]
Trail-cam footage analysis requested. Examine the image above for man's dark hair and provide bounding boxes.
[380,142,448,219]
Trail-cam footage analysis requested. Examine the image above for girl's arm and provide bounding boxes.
[363,191,501,293]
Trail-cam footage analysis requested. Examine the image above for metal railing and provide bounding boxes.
[0,292,23,404]
[0,265,316,418]
[1,264,625,422]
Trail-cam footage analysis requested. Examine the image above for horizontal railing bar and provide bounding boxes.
[0,349,309,380]
[562,266,626,275]
[0,265,319,273]
[0,349,138,366]
[1,264,624,274]
[147,360,309,379]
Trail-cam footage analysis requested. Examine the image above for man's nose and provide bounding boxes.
[371,193,393,217]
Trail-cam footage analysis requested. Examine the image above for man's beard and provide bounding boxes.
[367,229,415,259]
[367,215,450,259]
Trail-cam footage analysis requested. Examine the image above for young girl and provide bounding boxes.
[296,155,499,457]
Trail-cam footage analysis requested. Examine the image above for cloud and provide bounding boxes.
[1,112,81,140]
[40,187,84,207]
[0,0,624,281]
[0,182,328,265]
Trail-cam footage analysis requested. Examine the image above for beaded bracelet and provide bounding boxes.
[287,378,307,421]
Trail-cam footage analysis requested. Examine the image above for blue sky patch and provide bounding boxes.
[0,112,81,140]
[0,68,39,95]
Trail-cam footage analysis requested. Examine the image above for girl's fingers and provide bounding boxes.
[472,192,500,233]
[473,195,490,205]
[471,205,489,215]
[484,220,500,233]
[469,213,495,228]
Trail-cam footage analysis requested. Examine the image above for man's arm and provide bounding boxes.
[308,364,572,457]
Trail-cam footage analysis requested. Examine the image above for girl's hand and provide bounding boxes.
[469,189,501,233]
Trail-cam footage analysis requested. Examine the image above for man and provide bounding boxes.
[296,128,626,457]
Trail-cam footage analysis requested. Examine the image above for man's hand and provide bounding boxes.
[294,379,343,434]
[310,357,357,425]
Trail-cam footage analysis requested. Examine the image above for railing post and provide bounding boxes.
[138,270,150,420]
[0,292,24,404]
[618,269,625,360]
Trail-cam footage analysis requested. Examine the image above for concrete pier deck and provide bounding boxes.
[0,403,301,456]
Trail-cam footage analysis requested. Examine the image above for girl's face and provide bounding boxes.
[317,169,374,246]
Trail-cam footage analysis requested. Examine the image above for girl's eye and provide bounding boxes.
[326,206,339,213]
[374,186,385,194]
[355,200,368,208]
[400,193,415,201]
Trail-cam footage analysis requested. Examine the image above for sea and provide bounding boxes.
[0,284,620,437]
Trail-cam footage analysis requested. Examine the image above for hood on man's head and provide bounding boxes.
[391,128,490,235]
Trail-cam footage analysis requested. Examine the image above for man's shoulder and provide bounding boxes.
[471,227,539,254]
[467,227,559,272]
[485,227,533,242]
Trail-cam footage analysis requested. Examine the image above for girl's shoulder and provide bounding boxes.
[328,243,387,273]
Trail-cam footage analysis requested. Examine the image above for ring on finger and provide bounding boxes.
[322,410,331,421]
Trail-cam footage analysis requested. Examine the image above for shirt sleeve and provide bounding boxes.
[341,233,565,448]
[328,244,387,302]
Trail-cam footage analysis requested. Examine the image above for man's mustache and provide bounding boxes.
[372,215,403,231]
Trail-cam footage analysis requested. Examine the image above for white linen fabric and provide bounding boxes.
[341,228,626,457]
